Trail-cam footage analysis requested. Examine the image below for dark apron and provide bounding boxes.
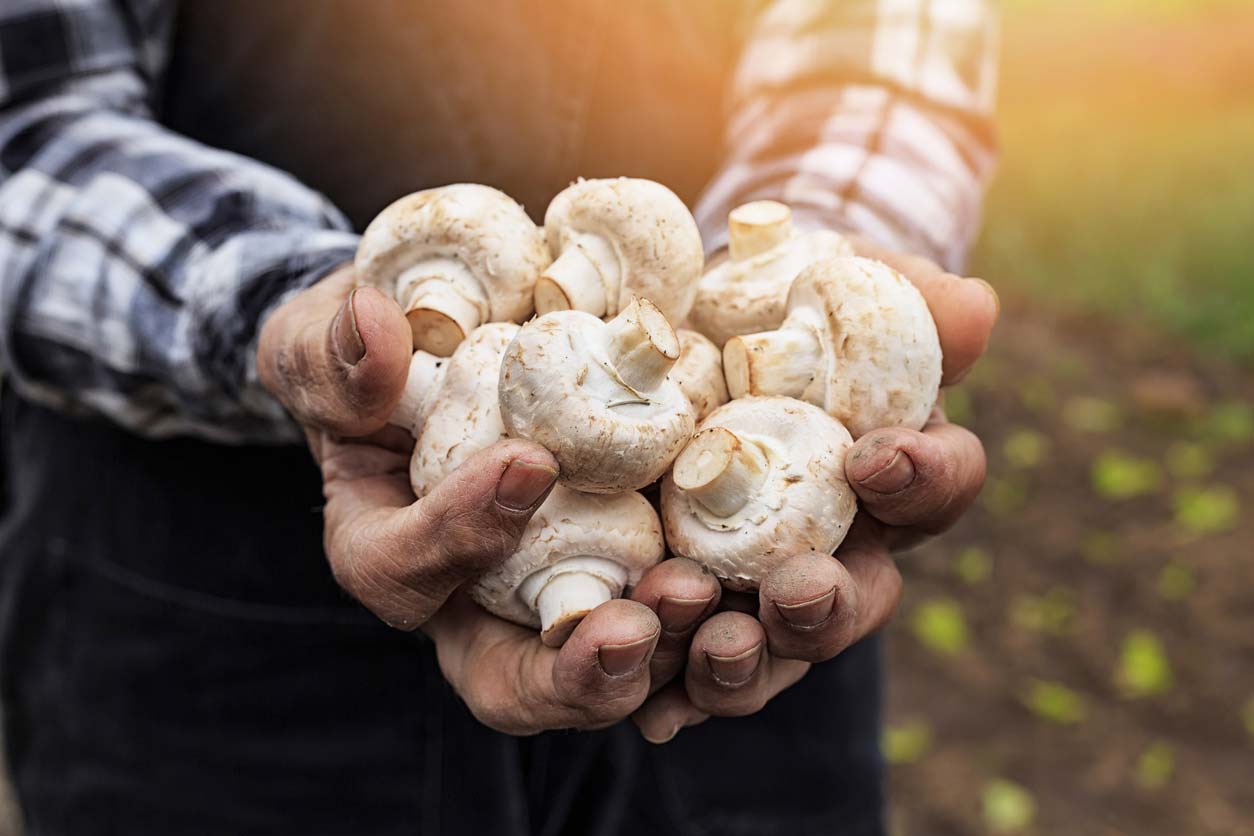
[0,2,886,832]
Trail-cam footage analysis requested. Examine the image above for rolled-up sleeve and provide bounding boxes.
[696,0,1000,271]
[0,0,360,443]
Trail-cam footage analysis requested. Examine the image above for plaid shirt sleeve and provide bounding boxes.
[696,0,1000,272]
[0,0,360,443]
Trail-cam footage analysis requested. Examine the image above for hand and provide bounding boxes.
[632,240,999,742]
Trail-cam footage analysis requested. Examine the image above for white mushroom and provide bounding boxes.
[687,201,853,347]
[499,297,696,494]
[671,329,729,422]
[469,486,664,647]
[355,184,549,357]
[394,322,664,645]
[535,178,704,325]
[408,324,518,496]
[661,397,857,591]
[723,256,942,438]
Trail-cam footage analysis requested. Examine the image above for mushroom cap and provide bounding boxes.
[789,256,942,438]
[409,323,517,497]
[671,329,729,422]
[498,309,696,493]
[544,178,704,324]
[661,396,857,591]
[354,184,548,323]
[467,486,664,629]
[688,228,851,347]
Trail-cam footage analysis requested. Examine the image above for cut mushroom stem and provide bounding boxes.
[604,297,681,394]
[518,557,628,647]
[728,200,795,261]
[723,327,823,400]
[672,426,770,518]
[398,262,490,357]
[534,234,617,318]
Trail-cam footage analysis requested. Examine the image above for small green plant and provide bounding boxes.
[1022,679,1088,725]
[955,546,993,585]
[1164,441,1215,479]
[1173,486,1240,535]
[1004,429,1050,469]
[910,599,970,656]
[982,779,1037,834]
[1135,741,1176,790]
[1117,630,1173,698]
[882,720,933,765]
[1092,451,1163,499]
[1156,562,1196,600]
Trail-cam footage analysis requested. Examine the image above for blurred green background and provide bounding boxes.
[886,2,1254,834]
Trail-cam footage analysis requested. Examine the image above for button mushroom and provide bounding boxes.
[534,178,704,326]
[469,485,664,647]
[389,350,447,436]
[661,396,857,591]
[499,297,697,494]
[671,329,729,422]
[395,322,664,645]
[687,201,853,347]
[355,184,549,357]
[723,256,942,438]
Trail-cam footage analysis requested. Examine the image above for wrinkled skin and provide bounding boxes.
[257,239,997,737]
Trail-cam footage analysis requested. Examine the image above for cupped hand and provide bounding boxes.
[632,241,998,742]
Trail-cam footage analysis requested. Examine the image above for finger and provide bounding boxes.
[629,558,722,692]
[848,235,999,385]
[684,612,809,717]
[757,540,902,663]
[843,420,986,536]
[427,595,660,735]
[258,266,413,436]
[324,439,558,628]
[632,681,710,744]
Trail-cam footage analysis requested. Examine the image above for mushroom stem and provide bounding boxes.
[728,200,794,261]
[389,351,447,435]
[398,261,489,357]
[603,297,681,394]
[722,326,824,400]
[673,427,770,518]
[519,557,629,647]
[534,234,617,317]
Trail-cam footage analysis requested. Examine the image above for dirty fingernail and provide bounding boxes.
[657,594,715,634]
[598,631,659,677]
[332,288,366,365]
[495,459,558,511]
[776,586,837,629]
[855,449,915,494]
[706,643,762,687]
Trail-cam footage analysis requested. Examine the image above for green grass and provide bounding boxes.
[971,5,1254,363]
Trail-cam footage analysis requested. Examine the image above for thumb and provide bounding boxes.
[258,266,413,436]
[325,439,560,629]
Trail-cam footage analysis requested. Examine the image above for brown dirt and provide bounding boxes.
[885,297,1254,836]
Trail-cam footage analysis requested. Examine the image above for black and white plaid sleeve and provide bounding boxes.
[0,0,360,443]
[697,0,1000,272]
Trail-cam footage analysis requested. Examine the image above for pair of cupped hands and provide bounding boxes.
[257,239,998,743]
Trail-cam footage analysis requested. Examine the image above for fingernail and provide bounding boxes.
[970,277,1000,316]
[495,459,558,511]
[643,723,682,745]
[854,449,915,494]
[706,643,762,687]
[598,631,659,677]
[776,586,837,629]
[657,594,715,634]
[332,288,366,365]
